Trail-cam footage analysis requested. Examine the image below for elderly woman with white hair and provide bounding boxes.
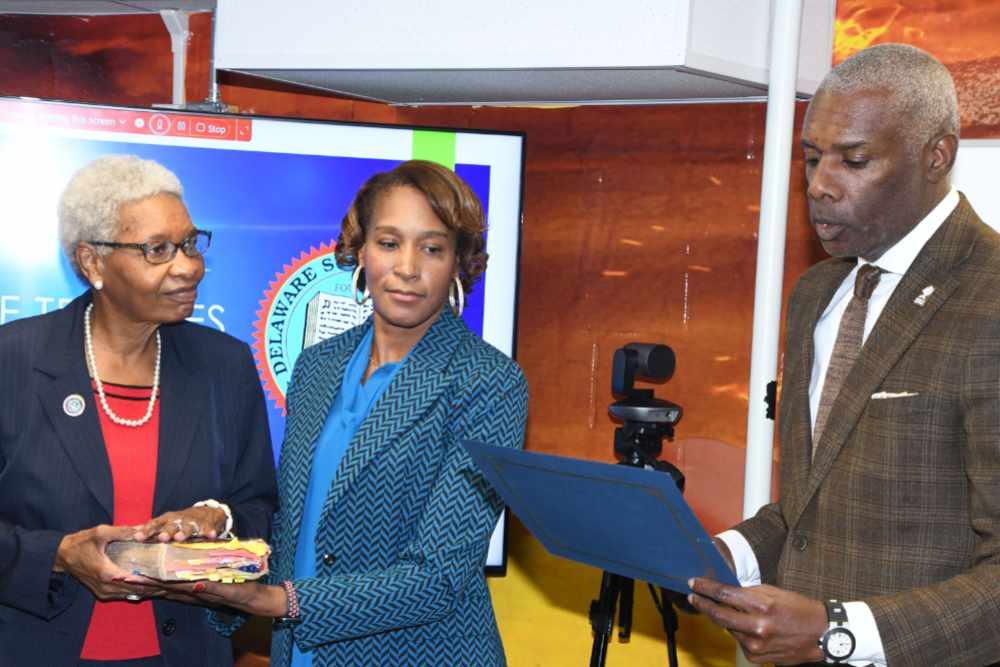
[0,154,277,666]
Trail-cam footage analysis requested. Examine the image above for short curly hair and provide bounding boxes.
[58,155,184,280]
[334,160,488,293]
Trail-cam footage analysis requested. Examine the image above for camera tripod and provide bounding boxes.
[587,450,691,667]
[591,341,688,667]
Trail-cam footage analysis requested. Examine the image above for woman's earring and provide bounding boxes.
[351,265,370,305]
[449,275,465,317]
[93,279,103,291]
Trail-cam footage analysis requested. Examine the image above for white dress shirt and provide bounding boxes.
[719,188,959,666]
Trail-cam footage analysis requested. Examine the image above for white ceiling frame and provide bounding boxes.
[0,0,214,15]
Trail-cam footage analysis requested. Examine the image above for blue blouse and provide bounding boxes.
[291,327,404,667]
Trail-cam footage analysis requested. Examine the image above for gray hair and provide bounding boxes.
[58,155,183,279]
[815,43,959,152]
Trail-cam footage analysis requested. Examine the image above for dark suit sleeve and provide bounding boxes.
[730,501,788,583]
[0,469,77,620]
[0,526,79,619]
[0,517,18,583]
[865,324,1000,665]
[289,359,528,650]
[0,324,80,619]
[222,344,278,539]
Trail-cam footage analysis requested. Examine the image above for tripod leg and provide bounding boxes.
[589,572,619,667]
[617,577,634,642]
[589,573,616,667]
[649,585,681,667]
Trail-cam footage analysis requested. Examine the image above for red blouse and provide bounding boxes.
[79,382,161,661]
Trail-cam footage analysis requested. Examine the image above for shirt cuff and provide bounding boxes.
[844,601,886,666]
[715,530,760,586]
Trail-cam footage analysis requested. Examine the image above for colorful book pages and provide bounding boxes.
[106,538,271,583]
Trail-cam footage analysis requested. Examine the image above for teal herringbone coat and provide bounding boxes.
[270,309,527,666]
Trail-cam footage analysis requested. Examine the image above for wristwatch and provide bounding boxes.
[819,599,855,663]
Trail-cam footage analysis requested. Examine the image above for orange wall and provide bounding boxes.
[3,11,998,507]
[0,16,802,663]
[3,5,998,664]
[0,12,816,533]
[833,1,1000,137]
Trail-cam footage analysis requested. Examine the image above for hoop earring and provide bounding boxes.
[351,266,370,305]
[449,275,465,317]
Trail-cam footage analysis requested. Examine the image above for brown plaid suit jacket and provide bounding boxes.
[736,195,1000,666]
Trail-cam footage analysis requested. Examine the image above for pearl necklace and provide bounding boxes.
[84,302,161,427]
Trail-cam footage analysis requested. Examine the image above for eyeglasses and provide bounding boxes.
[88,229,212,265]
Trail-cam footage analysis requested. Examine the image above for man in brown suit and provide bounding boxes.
[689,44,1000,666]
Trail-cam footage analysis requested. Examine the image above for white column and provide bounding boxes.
[160,10,191,107]
[743,0,803,519]
[738,2,805,664]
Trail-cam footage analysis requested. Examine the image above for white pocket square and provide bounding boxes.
[871,391,920,399]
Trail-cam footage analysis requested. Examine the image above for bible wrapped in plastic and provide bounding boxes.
[106,538,271,583]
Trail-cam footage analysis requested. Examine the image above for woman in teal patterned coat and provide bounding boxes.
[178,160,528,666]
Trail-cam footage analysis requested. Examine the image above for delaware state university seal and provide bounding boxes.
[252,241,372,412]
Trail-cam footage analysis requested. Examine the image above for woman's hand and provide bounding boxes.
[132,505,228,542]
[54,524,160,601]
[158,580,288,617]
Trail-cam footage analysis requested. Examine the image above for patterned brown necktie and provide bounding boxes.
[813,264,884,452]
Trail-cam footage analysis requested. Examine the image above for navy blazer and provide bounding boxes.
[260,309,528,667]
[0,293,278,666]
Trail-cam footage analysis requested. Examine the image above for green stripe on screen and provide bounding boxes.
[411,130,456,169]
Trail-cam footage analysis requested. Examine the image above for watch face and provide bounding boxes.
[824,628,856,659]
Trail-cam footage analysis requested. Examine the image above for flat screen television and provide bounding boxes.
[0,97,524,571]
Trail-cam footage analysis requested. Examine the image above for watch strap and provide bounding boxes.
[825,599,848,625]
[819,598,855,664]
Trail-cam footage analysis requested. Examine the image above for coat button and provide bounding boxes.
[162,618,177,636]
[792,534,808,552]
[322,553,336,566]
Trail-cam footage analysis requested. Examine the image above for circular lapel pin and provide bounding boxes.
[63,394,86,417]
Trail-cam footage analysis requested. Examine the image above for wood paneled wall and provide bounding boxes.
[0,12,820,533]
[3,5,998,529]
[4,6,998,663]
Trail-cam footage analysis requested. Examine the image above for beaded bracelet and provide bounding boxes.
[273,580,303,629]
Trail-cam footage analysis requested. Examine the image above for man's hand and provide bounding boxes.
[688,577,827,665]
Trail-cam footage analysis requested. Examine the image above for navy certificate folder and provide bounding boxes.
[462,440,739,593]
